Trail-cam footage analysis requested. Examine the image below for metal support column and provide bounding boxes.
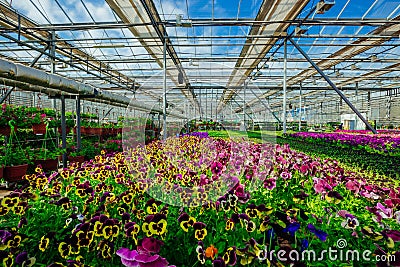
[205,87,208,120]
[283,38,288,134]
[299,83,302,131]
[243,80,247,130]
[76,96,81,150]
[210,88,213,121]
[50,31,57,111]
[61,95,67,168]
[289,38,377,134]
[163,38,167,141]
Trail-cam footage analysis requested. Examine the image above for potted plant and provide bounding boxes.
[3,148,31,182]
[65,117,75,133]
[31,112,47,135]
[32,147,64,172]
[48,117,60,130]
[80,120,92,135]
[102,123,114,136]
[68,150,85,165]
[13,105,31,129]
[0,104,16,135]
[90,122,102,136]
[55,118,74,134]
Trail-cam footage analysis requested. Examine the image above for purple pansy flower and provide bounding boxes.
[283,222,301,236]
[307,224,328,242]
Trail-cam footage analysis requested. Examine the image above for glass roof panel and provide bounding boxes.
[0,0,398,114]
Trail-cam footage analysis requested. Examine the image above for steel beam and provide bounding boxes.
[76,96,81,150]
[29,43,50,67]
[163,38,167,141]
[61,95,67,168]
[299,83,302,131]
[289,37,377,134]
[283,39,287,134]
[17,18,400,31]
[243,80,247,130]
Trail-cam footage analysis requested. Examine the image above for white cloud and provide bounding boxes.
[12,0,70,24]
[11,0,115,24]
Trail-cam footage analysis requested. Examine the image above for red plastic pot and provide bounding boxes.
[93,128,103,135]
[32,123,46,135]
[57,127,71,135]
[0,126,11,136]
[34,159,59,172]
[0,166,3,179]
[87,127,97,135]
[81,127,90,135]
[4,164,28,182]
[68,156,85,165]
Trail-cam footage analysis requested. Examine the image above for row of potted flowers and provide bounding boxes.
[0,137,124,183]
[290,131,400,155]
[336,129,400,135]
[0,104,126,136]
[0,148,80,183]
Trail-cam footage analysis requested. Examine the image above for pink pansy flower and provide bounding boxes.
[345,180,360,194]
[116,237,175,267]
[313,178,331,194]
[280,171,292,180]
[376,203,392,219]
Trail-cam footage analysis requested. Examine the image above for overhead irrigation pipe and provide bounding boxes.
[288,38,377,134]
[0,58,185,119]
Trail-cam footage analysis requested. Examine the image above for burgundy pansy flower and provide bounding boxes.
[211,162,224,176]
[212,257,226,267]
[264,178,276,190]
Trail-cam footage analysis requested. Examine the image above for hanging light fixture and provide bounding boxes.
[176,14,183,26]
[176,14,192,27]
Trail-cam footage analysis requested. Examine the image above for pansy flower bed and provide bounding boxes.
[0,136,400,266]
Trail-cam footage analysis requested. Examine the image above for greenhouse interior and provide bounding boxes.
[0,0,399,266]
